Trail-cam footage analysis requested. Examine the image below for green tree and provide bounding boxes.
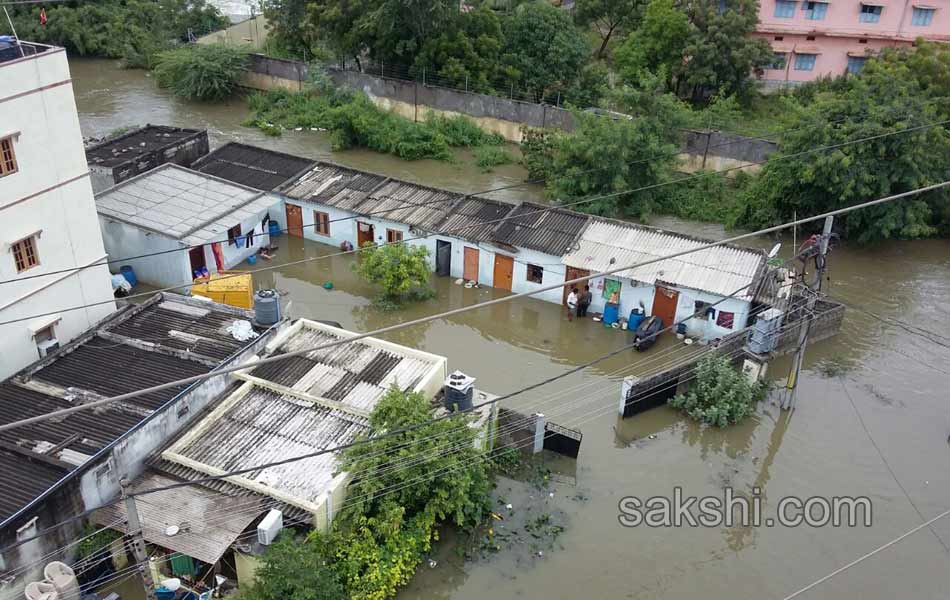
[153,43,249,101]
[352,242,434,307]
[615,0,690,93]
[240,534,346,600]
[678,0,773,104]
[261,0,319,60]
[735,67,950,243]
[412,8,514,93]
[502,1,590,101]
[668,354,766,427]
[573,0,645,58]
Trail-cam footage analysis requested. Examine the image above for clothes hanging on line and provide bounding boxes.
[211,242,225,272]
[245,228,255,248]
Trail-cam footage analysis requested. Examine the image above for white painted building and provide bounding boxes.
[0,41,116,379]
[95,164,283,289]
[561,219,767,340]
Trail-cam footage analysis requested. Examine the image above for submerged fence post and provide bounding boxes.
[532,413,546,454]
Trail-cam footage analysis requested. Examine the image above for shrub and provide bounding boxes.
[668,355,766,427]
[154,44,250,101]
[473,145,514,172]
[352,242,435,308]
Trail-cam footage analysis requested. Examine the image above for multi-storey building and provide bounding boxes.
[755,0,950,86]
[0,40,116,378]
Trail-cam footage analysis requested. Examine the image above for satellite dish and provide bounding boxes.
[768,243,782,258]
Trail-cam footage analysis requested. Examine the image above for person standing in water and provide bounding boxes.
[566,287,579,322]
[578,285,593,317]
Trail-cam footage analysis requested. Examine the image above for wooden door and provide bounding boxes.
[493,254,514,291]
[285,204,303,237]
[463,247,479,282]
[357,221,375,248]
[563,266,590,305]
[651,285,679,328]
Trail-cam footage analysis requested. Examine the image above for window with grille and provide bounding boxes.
[860,4,882,22]
[795,53,817,71]
[803,1,827,20]
[0,137,17,177]
[847,56,867,74]
[769,52,787,70]
[774,0,796,18]
[12,235,39,273]
[227,224,242,246]
[526,264,543,284]
[386,229,403,243]
[911,7,934,26]
[314,211,330,236]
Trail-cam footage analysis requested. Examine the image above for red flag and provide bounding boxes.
[40,8,48,26]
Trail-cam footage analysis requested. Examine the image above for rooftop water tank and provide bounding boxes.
[443,371,476,412]
[253,289,281,326]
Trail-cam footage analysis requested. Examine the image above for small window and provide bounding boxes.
[227,224,242,246]
[34,325,55,343]
[716,310,735,330]
[774,0,796,18]
[526,264,543,284]
[0,136,17,177]
[694,300,714,320]
[314,211,330,236]
[386,229,403,243]
[12,235,39,273]
[769,52,787,70]
[774,35,784,41]
[847,56,867,73]
[860,4,882,22]
[911,6,934,26]
[859,38,868,43]
[795,53,817,71]
[803,1,827,20]
[805,35,816,40]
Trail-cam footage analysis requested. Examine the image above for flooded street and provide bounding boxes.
[72,59,950,599]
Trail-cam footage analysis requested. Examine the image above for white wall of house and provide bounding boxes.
[506,247,568,305]
[0,46,116,378]
[212,200,278,273]
[283,198,357,249]
[98,216,191,289]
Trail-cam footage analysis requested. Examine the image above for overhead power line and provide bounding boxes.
[2,181,946,430]
[2,118,947,328]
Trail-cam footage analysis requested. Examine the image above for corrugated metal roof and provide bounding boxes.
[86,126,202,168]
[436,196,516,242]
[0,450,67,522]
[492,202,588,256]
[92,471,262,564]
[174,387,369,505]
[280,163,388,211]
[95,165,280,246]
[561,219,766,300]
[362,180,459,230]
[0,293,264,526]
[192,142,315,191]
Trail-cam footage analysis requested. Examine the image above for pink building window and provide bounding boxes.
[859,3,882,23]
[911,7,935,26]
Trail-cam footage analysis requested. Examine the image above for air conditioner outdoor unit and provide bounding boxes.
[37,339,60,357]
[257,509,283,545]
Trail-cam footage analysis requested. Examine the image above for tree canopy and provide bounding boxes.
[353,242,435,308]
[573,0,645,58]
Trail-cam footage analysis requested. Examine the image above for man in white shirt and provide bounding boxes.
[566,287,579,322]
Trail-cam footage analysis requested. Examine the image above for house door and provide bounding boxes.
[563,266,590,305]
[436,240,452,276]
[651,285,679,328]
[189,246,206,277]
[285,204,303,237]
[463,247,479,282]
[357,221,375,248]
[493,254,514,291]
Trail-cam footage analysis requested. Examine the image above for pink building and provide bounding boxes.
[754,0,950,86]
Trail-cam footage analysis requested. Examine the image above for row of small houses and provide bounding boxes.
[89,127,769,341]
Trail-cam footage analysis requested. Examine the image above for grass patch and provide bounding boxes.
[473,145,514,171]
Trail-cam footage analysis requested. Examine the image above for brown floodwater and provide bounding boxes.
[71,58,950,600]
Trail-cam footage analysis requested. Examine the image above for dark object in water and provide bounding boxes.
[634,316,663,351]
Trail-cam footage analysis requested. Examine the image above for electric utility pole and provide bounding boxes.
[121,478,157,600]
[781,215,834,410]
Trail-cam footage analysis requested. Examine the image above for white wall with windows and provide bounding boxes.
[0,44,116,378]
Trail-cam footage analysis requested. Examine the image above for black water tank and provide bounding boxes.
[443,371,476,412]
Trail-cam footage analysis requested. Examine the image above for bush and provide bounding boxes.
[352,242,435,308]
[154,44,250,101]
[668,355,766,427]
[473,145,514,172]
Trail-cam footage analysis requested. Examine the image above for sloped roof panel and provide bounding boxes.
[492,202,588,256]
